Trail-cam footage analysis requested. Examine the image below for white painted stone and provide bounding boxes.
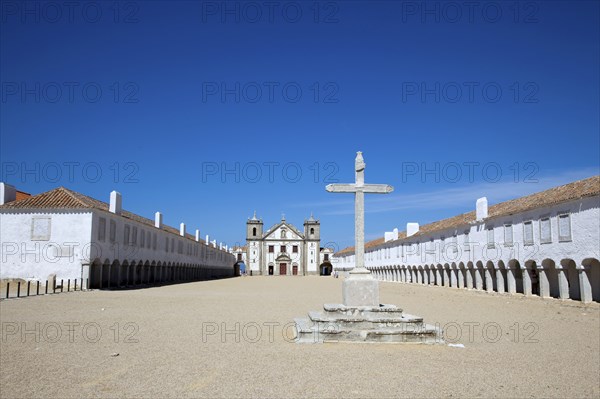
[109,191,122,215]
[180,223,186,236]
[0,183,16,205]
[407,223,419,237]
[385,228,399,242]
[195,229,200,242]
[476,197,488,220]
[155,212,162,228]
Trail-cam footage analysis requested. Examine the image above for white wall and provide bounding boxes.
[1,210,93,281]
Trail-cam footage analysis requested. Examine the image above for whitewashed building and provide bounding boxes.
[245,213,321,275]
[333,176,600,303]
[0,184,236,288]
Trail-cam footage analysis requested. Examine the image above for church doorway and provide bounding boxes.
[268,265,274,275]
[320,263,333,276]
[279,263,287,275]
[292,265,298,275]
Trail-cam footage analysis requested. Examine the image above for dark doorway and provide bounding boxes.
[279,263,287,275]
[292,265,298,275]
[320,263,332,276]
[268,265,274,275]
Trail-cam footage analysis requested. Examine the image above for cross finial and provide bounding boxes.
[355,151,365,172]
[281,212,285,221]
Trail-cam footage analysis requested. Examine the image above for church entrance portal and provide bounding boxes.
[320,263,333,276]
[292,265,298,275]
[279,263,287,275]
[268,265,274,275]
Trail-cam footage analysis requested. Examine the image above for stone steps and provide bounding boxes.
[294,303,443,344]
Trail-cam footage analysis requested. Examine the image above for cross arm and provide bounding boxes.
[326,183,393,193]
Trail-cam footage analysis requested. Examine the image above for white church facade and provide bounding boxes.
[333,176,600,303]
[0,183,236,288]
[245,213,321,276]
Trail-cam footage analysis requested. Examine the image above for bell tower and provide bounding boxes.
[246,211,263,240]
[303,213,320,275]
[246,211,263,274]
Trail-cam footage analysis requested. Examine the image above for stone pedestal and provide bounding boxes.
[342,275,379,307]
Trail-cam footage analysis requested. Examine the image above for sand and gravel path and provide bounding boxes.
[1,276,598,398]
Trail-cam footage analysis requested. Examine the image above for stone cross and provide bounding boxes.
[326,151,393,275]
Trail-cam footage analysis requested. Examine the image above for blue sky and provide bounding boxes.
[1,1,599,250]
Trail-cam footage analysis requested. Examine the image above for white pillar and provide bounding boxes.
[496,268,505,293]
[450,268,457,288]
[457,269,464,288]
[443,268,450,287]
[579,266,593,304]
[435,268,441,286]
[507,267,517,294]
[539,268,550,298]
[466,269,473,289]
[558,268,569,299]
[522,268,532,296]
[485,269,494,292]
[475,269,483,290]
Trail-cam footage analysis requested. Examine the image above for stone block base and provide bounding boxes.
[342,278,379,307]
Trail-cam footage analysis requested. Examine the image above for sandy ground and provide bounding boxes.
[0,276,598,398]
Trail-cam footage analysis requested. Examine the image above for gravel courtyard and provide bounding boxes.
[1,276,598,398]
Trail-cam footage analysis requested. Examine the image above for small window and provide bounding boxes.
[268,245,274,253]
[153,234,157,250]
[504,224,513,246]
[280,245,286,253]
[558,214,572,242]
[292,245,298,253]
[131,227,137,246]
[109,220,116,243]
[324,254,329,261]
[310,227,314,235]
[146,231,151,248]
[98,217,106,242]
[540,217,551,244]
[523,221,534,245]
[124,225,130,245]
[252,227,256,236]
[487,228,495,248]
[140,229,145,247]
[171,238,175,252]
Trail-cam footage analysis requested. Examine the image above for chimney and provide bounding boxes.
[109,191,122,215]
[407,223,419,237]
[195,229,200,242]
[384,227,399,242]
[180,223,186,236]
[0,183,17,205]
[476,197,488,220]
[155,212,162,228]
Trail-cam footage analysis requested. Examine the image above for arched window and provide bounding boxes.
[310,228,314,235]
[252,227,256,236]
[281,229,287,238]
